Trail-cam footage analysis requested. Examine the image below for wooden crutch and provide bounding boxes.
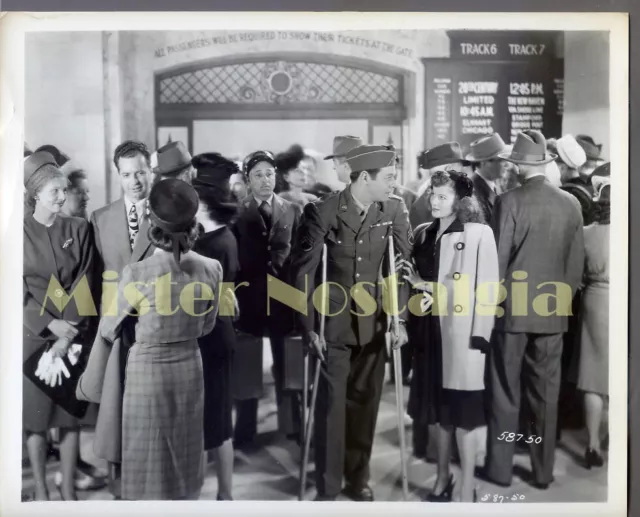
[385,236,409,500]
[298,243,327,500]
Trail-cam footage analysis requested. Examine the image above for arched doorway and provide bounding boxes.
[154,52,412,181]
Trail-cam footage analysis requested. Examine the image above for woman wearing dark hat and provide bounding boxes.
[401,168,498,503]
[191,153,240,500]
[23,158,97,501]
[274,144,319,208]
[97,178,223,500]
[577,166,610,469]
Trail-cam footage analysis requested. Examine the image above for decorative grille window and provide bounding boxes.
[158,61,401,105]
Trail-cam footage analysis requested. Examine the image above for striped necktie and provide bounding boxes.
[128,204,139,250]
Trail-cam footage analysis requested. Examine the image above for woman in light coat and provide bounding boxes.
[402,169,499,502]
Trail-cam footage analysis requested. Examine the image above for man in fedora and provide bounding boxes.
[465,133,510,223]
[324,135,362,185]
[485,130,585,490]
[152,141,194,184]
[289,145,410,501]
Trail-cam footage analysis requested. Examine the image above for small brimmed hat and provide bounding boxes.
[24,151,57,184]
[465,133,507,162]
[242,150,276,176]
[345,145,396,174]
[153,141,192,176]
[324,135,363,160]
[148,178,199,264]
[499,130,556,165]
[419,142,465,170]
[576,134,603,160]
[555,135,587,169]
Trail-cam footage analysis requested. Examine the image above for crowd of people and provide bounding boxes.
[21,127,610,502]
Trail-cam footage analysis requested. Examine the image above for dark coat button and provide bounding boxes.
[454,304,463,313]
[455,242,465,250]
[453,272,461,280]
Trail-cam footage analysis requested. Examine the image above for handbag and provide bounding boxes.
[23,342,89,419]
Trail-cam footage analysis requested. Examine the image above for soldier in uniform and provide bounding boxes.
[231,150,303,445]
[289,145,411,501]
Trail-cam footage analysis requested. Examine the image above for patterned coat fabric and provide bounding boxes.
[99,250,222,500]
[23,214,97,432]
[491,176,585,333]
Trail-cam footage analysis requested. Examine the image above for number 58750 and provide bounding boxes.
[497,433,542,444]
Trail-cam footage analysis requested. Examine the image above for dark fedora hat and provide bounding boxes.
[499,130,556,165]
[465,133,507,162]
[192,152,240,187]
[324,135,363,160]
[419,142,465,170]
[154,141,193,176]
[576,134,603,160]
[345,144,396,174]
[242,150,276,176]
[148,178,199,263]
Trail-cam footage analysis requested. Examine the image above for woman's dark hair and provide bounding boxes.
[429,170,485,224]
[35,145,69,166]
[24,164,65,211]
[113,140,151,171]
[193,184,239,225]
[275,144,305,193]
[148,219,199,254]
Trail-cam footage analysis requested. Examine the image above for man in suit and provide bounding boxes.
[486,130,585,490]
[90,140,155,499]
[288,145,410,501]
[465,133,509,224]
[231,150,303,446]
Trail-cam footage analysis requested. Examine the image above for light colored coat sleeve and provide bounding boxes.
[472,225,500,342]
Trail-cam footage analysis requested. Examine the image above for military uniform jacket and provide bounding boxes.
[288,186,411,347]
[232,194,301,336]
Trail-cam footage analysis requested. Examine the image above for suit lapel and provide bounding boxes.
[109,198,132,266]
[474,174,496,206]
[271,195,285,230]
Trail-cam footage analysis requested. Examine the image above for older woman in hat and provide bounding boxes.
[97,179,222,500]
[401,162,498,503]
[577,163,611,469]
[23,155,97,501]
[274,144,319,208]
[191,152,241,500]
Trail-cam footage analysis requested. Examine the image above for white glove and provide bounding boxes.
[67,344,82,366]
[49,358,71,387]
[420,293,433,313]
[35,351,53,381]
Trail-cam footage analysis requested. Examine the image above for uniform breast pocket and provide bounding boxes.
[327,231,355,261]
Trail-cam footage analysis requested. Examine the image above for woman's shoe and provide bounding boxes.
[585,448,604,469]
[426,475,454,502]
